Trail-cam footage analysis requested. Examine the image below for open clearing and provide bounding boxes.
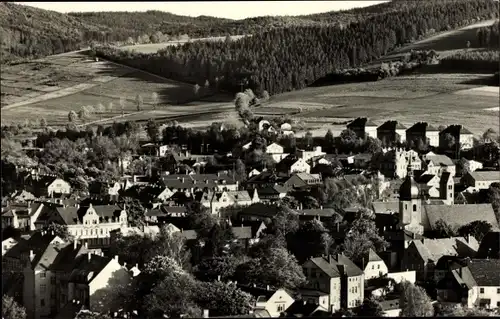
[119,35,250,54]
[1,52,234,127]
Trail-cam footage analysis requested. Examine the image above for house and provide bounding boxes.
[302,254,364,312]
[422,153,456,177]
[353,248,388,280]
[256,184,288,202]
[239,203,282,222]
[462,171,500,190]
[231,220,267,245]
[276,155,311,175]
[10,190,36,203]
[402,236,480,282]
[298,146,326,162]
[379,149,421,179]
[248,169,261,178]
[27,174,71,198]
[433,255,471,284]
[245,171,287,189]
[88,181,121,201]
[406,122,440,147]
[239,285,295,317]
[265,142,289,163]
[285,172,322,189]
[439,125,474,150]
[437,259,500,309]
[347,117,378,139]
[296,207,339,222]
[110,225,164,240]
[200,190,260,215]
[282,300,329,318]
[34,204,128,247]
[2,202,44,231]
[459,159,484,176]
[138,184,174,203]
[161,173,239,194]
[280,123,294,136]
[377,121,407,145]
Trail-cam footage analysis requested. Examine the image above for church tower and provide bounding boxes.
[398,157,424,235]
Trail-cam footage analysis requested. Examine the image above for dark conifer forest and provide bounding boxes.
[95,0,498,95]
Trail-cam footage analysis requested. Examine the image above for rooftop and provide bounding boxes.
[468,259,500,287]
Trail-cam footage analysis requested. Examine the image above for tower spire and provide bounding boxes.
[407,153,413,177]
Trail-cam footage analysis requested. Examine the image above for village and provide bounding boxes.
[2,113,500,319]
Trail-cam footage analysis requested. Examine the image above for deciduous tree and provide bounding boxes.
[399,281,434,317]
[195,281,254,317]
[2,295,27,319]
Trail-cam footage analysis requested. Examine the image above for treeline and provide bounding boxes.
[95,0,498,96]
[477,20,500,48]
[314,50,439,86]
[441,50,499,72]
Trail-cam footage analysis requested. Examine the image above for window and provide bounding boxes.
[40,272,46,278]
[413,204,417,212]
[480,288,485,294]
[497,302,500,307]
[377,264,380,269]
[497,288,500,294]
[41,299,45,307]
[405,204,408,210]
[448,185,452,190]
[277,303,285,312]
[40,284,46,293]
[371,265,375,270]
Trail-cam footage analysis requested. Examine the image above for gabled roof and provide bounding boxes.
[297,208,337,218]
[411,237,478,263]
[406,122,439,133]
[372,201,399,214]
[440,125,473,136]
[476,231,500,259]
[54,204,124,225]
[277,154,306,170]
[425,154,454,167]
[377,120,407,131]
[422,204,499,231]
[357,248,383,267]
[347,117,377,129]
[258,184,288,196]
[415,174,437,185]
[226,190,252,202]
[69,254,111,284]
[468,170,500,182]
[308,254,363,278]
[468,259,500,286]
[294,172,322,182]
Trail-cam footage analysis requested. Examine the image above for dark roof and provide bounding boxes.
[354,248,383,269]
[415,174,436,185]
[468,171,500,182]
[69,254,111,284]
[55,204,124,225]
[399,173,420,201]
[297,208,338,218]
[377,120,406,131]
[179,226,253,241]
[246,171,285,184]
[277,154,304,170]
[422,204,499,231]
[476,231,500,259]
[231,220,266,238]
[283,300,327,317]
[406,122,439,133]
[434,255,470,271]
[239,203,282,218]
[347,117,377,129]
[468,259,500,286]
[4,231,61,262]
[372,201,399,214]
[308,254,363,278]
[440,125,473,136]
[258,184,288,196]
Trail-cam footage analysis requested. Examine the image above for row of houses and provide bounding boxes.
[347,118,474,150]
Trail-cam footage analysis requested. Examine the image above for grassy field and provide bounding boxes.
[119,35,249,54]
[1,52,234,127]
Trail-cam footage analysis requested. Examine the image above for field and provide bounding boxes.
[1,51,234,127]
[119,35,250,54]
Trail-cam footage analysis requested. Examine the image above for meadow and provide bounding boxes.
[119,35,249,54]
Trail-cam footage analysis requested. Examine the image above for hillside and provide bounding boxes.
[0,2,109,62]
[94,0,499,96]
[0,0,416,62]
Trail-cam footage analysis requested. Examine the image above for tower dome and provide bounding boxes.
[399,156,419,200]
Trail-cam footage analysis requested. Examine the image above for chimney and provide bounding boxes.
[182,178,185,183]
[338,264,346,276]
[51,230,54,236]
[84,242,88,249]
[328,255,333,264]
[123,262,127,268]
[29,250,35,261]
[88,252,91,261]
[320,205,323,210]
[203,309,209,318]
[266,285,270,291]
[73,241,77,250]
[114,255,119,262]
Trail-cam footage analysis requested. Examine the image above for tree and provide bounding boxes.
[151,92,159,110]
[78,107,90,123]
[40,118,47,128]
[457,220,492,242]
[146,118,160,143]
[68,110,78,123]
[2,295,27,319]
[289,219,332,262]
[135,94,143,111]
[261,90,270,101]
[269,206,300,239]
[399,281,434,317]
[193,256,242,282]
[44,223,73,240]
[235,92,250,112]
[434,218,457,238]
[342,211,389,261]
[304,130,313,148]
[325,129,335,149]
[194,83,200,96]
[357,298,384,317]
[235,247,306,289]
[195,281,254,317]
[119,97,126,117]
[443,133,456,150]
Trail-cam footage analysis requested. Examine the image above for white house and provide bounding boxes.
[298,146,326,162]
[158,145,170,157]
[290,158,311,174]
[463,171,500,190]
[200,190,260,215]
[355,249,389,280]
[240,286,295,317]
[266,142,285,154]
[462,159,483,174]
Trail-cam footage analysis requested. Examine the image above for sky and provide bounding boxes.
[16,1,389,20]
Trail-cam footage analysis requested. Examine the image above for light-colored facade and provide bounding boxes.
[302,260,341,312]
[2,238,19,256]
[362,260,389,280]
[298,146,326,162]
[462,159,483,174]
[47,179,72,197]
[255,289,295,317]
[290,158,311,174]
[201,190,260,215]
[266,143,285,154]
[462,171,500,190]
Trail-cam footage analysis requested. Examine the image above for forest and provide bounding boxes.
[476,20,500,48]
[94,0,498,96]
